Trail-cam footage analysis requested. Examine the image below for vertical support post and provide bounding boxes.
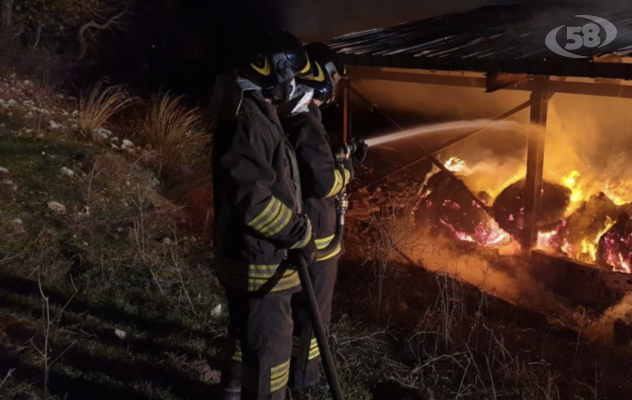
[522,76,550,249]
[342,79,351,143]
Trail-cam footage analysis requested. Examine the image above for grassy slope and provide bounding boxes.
[0,126,226,400]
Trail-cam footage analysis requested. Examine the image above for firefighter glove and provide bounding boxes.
[289,237,318,268]
[351,138,368,165]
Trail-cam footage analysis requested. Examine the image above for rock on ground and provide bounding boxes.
[49,120,62,130]
[47,201,67,214]
[60,167,75,177]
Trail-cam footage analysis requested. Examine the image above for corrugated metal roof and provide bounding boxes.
[327,6,632,79]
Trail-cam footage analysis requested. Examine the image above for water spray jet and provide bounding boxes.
[364,119,521,148]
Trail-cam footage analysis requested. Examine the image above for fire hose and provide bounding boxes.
[295,146,356,400]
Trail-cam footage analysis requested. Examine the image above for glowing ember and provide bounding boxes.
[611,253,631,274]
[561,239,573,255]
[445,157,466,173]
[423,155,632,274]
[604,240,632,274]
[440,218,511,248]
[538,228,560,249]
[600,221,632,274]
[442,199,461,210]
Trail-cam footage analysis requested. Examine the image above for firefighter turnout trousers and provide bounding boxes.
[222,287,295,400]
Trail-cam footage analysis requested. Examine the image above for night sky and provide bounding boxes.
[257,0,627,39]
[97,0,629,97]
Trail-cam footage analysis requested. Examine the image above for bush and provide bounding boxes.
[78,78,136,140]
[140,93,209,179]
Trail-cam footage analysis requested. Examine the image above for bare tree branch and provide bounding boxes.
[77,8,127,60]
[32,23,43,50]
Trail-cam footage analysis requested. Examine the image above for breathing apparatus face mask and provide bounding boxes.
[263,77,297,106]
[277,82,315,118]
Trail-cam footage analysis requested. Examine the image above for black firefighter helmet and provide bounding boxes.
[241,31,311,93]
[299,42,346,104]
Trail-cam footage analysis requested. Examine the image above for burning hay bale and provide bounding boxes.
[493,179,571,237]
[559,193,619,265]
[414,171,509,247]
[565,193,618,241]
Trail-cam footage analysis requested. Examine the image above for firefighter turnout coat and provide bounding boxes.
[213,87,312,294]
[282,103,350,259]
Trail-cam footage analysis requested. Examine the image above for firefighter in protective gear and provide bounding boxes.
[212,31,315,400]
[279,42,356,393]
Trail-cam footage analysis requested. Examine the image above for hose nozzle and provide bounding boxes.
[334,139,367,163]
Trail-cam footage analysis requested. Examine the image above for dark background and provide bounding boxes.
[92,0,627,98]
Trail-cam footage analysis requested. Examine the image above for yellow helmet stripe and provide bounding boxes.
[250,57,271,76]
[300,57,312,75]
[312,62,326,82]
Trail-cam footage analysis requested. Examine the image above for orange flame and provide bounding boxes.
[434,155,632,274]
[562,171,584,214]
[537,228,560,250]
[604,180,632,206]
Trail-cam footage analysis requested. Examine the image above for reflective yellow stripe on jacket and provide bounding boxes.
[326,167,352,198]
[315,234,342,261]
[247,264,299,292]
[290,217,312,249]
[216,260,300,293]
[326,170,344,198]
[248,197,292,238]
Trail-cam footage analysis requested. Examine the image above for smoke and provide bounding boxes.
[353,74,632,201]
[461,158,526,199]
[350,81,532,198]
[398,227,556,308]
[544,94,632,200]
[437,138,528,199]
[597,292,632,328]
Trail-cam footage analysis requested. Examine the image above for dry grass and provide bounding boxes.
[0,130,225,399]
[78,78,136,139]
[336,207,574,399]
[139,94,209,179]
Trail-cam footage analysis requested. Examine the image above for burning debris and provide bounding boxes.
[412,156,632,276]
[563,194,619,265]
[599,214,632,274]
[414,164,511,248]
